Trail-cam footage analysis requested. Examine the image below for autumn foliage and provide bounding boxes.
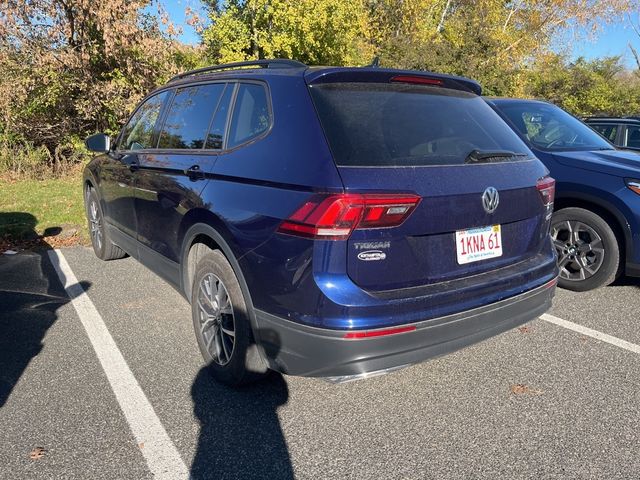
[0,0,202,171]
[1,0,640,178]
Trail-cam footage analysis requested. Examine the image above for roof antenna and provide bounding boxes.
[368,56,380,68]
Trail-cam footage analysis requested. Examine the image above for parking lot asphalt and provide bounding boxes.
[1,246,639,480]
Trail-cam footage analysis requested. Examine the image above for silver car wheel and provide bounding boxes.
[196,273,235,366]
[89,200,103,251]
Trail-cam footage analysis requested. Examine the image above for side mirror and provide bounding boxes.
[85,133,111,153]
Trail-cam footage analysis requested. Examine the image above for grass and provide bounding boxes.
[0,174,88,249]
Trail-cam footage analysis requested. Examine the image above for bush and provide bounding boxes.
[0,138,86,180]
[0,0,204,180]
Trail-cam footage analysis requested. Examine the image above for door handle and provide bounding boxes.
[185,164,205,180]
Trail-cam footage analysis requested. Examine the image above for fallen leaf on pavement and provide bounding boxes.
[518,326,531,333]
[29,447,47,459]
[510,384,543,395]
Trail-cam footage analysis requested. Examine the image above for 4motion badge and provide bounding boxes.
[357,250,387,262]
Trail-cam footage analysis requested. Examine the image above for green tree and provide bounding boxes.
[203,0,373,65]
[366,0,637,95]
[523,54,640,116]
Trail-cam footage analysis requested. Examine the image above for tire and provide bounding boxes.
[85,187,127,261]
[551,207,621,292]
[191,249,268,386]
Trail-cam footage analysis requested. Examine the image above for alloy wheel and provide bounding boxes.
[551,220,605,282]
[89,200,103,251]
[196,273,236,366]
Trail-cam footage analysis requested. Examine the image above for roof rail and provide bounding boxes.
[168,59,307,83]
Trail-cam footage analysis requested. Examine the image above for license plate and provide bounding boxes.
[455,225,503,265]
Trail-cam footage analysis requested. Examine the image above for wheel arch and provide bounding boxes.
[82,167,102,209]
[179,214,278,372]
[178,210,250,306]
[554,192,633,266]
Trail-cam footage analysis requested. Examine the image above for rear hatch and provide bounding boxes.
[307,72,552,292]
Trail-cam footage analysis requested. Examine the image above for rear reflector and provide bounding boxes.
[278,193,421,240]
[343,325,416,339]
[536,176,555,206]
[391,75,444,86]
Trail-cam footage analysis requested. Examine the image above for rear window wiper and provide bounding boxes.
[464,150,528,164]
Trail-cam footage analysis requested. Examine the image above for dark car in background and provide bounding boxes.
[584,116,640,151]
[488,98,640,291]
[83,60,557,385]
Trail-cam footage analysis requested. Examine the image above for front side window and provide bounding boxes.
[497,102,613,152]
[589,124,617,143]
[158,83,226,149]
[119,91,168,151]
[227,83,271,149]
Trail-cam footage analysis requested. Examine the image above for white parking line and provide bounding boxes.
[541,313,640,355]
[48,250,190,480]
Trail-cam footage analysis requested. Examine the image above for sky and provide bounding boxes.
[162,0,207,44]
[161,1,640,69]
[567,14,640,67]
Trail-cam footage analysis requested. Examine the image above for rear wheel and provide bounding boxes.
[85,188,126,261]
[191,249,268,386]
[551,207,620,291]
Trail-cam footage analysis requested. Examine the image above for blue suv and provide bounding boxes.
[84,60,557,385]
[488,98,640,291]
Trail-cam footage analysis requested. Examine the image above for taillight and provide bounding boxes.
[390,75,444,86]
[536,176,555,206]
[278,193,421,240]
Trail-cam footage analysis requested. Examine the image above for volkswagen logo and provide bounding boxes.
[482,187,499,214]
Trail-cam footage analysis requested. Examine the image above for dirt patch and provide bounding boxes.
[0,224,88,252]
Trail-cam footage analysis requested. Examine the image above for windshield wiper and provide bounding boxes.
[464,150,528,164]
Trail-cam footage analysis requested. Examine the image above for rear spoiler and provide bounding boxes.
[304,67,482,96]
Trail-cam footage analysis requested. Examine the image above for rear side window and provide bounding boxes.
[590,124,617,142]
[205,84,233,149]
[626,125,640,148]
[119,91,168,151]
[227,83,270,149]
[158,83,226,149]
[309,83,531,167]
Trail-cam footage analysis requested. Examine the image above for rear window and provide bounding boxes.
[309,83,531,167]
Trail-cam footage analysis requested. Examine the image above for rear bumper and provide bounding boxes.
[254,278,557,380]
